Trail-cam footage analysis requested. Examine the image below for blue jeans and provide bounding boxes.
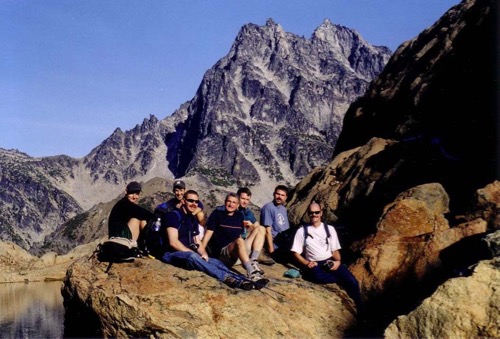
[162,251,244,282]
[302,259,363,310]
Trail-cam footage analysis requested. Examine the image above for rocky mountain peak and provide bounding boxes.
[166,20,390,188]
[1,18,390,251]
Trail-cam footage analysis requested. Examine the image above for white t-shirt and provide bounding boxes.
[290,223,341,262]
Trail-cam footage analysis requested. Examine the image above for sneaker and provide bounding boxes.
[251,260,265,275]
[223,276,239,288]
[249,271,269,290]
[249,272,270,290]
[258,251,276,266]
[239,280,254,291]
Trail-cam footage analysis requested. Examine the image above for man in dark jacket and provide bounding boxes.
[108,181,153,242]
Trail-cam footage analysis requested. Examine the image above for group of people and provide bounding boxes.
[108,180,362,310]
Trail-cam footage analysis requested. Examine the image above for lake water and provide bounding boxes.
[0,281,65,338]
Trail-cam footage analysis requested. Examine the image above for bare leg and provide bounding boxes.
[127,218,147,241]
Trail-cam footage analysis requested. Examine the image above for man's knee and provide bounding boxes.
[257,225,266,236]
[235,237,246,248]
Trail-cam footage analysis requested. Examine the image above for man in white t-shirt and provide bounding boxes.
[291,202,362,313]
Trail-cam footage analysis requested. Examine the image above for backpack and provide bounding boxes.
[140,208,183,260]
[302,223,331,254]
[92,237,141,273]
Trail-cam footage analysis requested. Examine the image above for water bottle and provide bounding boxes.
[153,218,161,231]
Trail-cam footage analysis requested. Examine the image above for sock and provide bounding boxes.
[243,260,254,275]
[250,250,260,261]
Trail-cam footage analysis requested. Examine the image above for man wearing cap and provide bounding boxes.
[108,181,154,242]
[156,180,206,231]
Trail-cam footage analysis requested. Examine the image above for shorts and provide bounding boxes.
[218,244,238,267]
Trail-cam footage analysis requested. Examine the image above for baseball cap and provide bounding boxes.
[173,180,186,190]
[126,181,142,193]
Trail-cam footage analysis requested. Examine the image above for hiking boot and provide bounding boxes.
[223,276,239,288]
[251,260,265,275]
[258,250,275,265]
[249,272,270,290]
[224,276,253,291]
[239,280,254,291]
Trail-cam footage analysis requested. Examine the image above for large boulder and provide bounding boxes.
[62,257,357,338]
[385,257,500,338]
[350,183,487,298]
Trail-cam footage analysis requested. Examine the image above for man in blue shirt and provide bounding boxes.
[260,185,291,262]
[161,190,253,291]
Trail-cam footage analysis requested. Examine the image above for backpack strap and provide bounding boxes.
[302,225,309,254]
[323,223,331,248]
[302,223,332,252]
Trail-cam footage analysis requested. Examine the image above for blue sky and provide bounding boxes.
[1,0,461,158]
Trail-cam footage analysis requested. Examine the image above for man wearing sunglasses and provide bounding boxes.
[290,202,362,312]
[161,190,253,291]
[155,179,206,237]
[108,181,154,242]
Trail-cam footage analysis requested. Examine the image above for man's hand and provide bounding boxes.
[198,246,209,261]
[329,260,341,271]
[306,261,318,269]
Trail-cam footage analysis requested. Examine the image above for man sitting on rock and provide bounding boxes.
[237,187,269,269]
[202,192,269,289]
[291,202,362,312]
[161,190,253,291]
[108,181,154,243]
[260,185,293,263]
[155,179,206,238]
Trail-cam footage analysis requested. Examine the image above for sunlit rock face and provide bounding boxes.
[62,257,358,338]
[385,256,500,339]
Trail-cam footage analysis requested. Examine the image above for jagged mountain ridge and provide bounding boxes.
[1,19,390,251]
[0,149,82,249]
[165,19,390,186]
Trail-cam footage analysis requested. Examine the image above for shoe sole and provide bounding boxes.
[253,278,270,290]
[258,259,275,266]
[240,282,254,291]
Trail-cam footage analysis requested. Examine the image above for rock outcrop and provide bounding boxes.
[332,0,497,219]
[0,239,101,283]
[349,183,487,299]
[385,257,500,339]
[62,257,357,338]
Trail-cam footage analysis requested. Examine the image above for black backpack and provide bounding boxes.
[91,237,141,273]
[140,207,183,259]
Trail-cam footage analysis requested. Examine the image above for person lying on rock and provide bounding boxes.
[202,192,269,289]
[107,181,154,243]
[291,202,363,312]
[161,189,254,291]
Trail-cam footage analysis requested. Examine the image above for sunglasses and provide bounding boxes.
[185,198,199,204]
[308,211,321,215]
